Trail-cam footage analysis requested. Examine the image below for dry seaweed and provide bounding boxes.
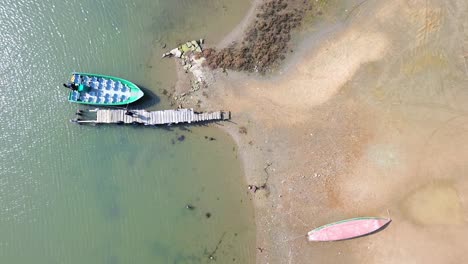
[203,0,313,73]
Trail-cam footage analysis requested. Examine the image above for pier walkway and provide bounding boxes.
[73,108,230,125]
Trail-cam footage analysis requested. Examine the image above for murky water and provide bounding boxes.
[0,0,255,263]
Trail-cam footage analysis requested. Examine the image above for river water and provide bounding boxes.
[0,0,255,263]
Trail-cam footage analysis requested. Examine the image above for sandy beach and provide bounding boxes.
[171,0,468,262]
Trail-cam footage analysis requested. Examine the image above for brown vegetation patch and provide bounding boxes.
[203,0,314,73]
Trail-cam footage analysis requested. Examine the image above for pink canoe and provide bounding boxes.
[307,217,391,242]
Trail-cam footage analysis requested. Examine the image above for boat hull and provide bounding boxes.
[307,217,391,242]
[67,72,144,106]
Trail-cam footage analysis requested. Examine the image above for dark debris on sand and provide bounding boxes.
[202,0,313,73]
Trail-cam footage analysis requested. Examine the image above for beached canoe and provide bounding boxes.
[307,217,391,242]
[65,72,144,106]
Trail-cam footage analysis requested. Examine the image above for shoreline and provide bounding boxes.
[170,0,468,263]
[171,1,352,262]
[215,0,263,50]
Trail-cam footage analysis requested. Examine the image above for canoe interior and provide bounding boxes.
[67,72,144,106]
[307,217,391,242]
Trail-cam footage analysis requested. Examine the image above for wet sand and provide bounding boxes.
[171,0,468,263]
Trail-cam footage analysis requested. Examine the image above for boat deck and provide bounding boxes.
[73,108,230,125]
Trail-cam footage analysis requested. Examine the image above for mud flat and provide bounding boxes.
[171,0,468,263]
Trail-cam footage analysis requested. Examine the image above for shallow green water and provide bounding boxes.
[0,0,254,263]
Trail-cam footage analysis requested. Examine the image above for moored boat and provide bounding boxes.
[64,72,144,106]
[307,217,391,242]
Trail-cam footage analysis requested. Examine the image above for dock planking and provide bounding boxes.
[74,108,230,126]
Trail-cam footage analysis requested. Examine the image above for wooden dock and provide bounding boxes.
[73,108,230,125]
